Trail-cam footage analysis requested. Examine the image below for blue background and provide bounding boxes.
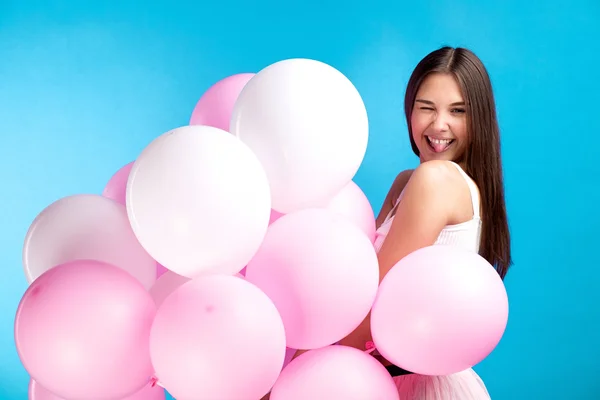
[1,0,599,399]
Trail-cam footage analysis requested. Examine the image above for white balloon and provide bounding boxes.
[126,125,271,278]
[22,194,157,289]
[230,58,369,214]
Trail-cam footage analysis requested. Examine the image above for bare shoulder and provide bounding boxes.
[410,160,460,183]
[408,160,475,222]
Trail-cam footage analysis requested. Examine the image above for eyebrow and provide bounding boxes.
[415,99,465,106]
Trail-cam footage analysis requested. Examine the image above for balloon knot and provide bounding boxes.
[150,376,158,387]
[364,340,376,354]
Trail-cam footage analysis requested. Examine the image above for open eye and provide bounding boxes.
[451,108,466,114]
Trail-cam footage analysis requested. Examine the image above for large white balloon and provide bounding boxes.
[22,194,157,289]
[230,58,369,214]
[126,125,271,278]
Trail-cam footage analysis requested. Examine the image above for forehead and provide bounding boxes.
[416,73,464,103]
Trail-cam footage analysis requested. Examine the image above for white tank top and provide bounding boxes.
[373,162,482,254]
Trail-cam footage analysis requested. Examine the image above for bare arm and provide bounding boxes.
[263,165,452,389]
[283,171,415,366]
[339,161,461,350]
[376,161,457,278]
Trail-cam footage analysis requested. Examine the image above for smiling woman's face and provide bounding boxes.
[411,73,468,164]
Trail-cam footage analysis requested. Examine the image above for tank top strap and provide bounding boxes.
[449,162,480,218]
[382,187,406,224]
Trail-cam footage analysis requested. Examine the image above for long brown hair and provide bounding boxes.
[404,46,512,279]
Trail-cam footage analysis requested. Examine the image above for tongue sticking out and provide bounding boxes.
[431,141,450,153]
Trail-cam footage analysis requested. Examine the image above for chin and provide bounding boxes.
[419,148,456,163]
[421,155,453,163]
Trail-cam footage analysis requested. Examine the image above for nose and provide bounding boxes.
[431,111,450,133]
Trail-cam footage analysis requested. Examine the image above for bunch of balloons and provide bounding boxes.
[15,58,509,400]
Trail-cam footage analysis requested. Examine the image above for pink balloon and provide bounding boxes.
[325,181,376,243]
[371,245,509,376]
[103,164,171,281]
[282,347,297,370]
[15,260,156,400]
[102,162,134,205]
[150,274,286,400]
[269,209,283,225]
[245,208,379,350]
[103,163,177,281]
[156,262,168,278]
[29,379,166,400]
[149,270,190,308]
[271,345,399,400]
[190,73,255,131]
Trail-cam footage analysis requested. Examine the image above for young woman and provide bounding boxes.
[338,46,512,399]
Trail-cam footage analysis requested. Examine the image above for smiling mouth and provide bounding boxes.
[426,136,455,153]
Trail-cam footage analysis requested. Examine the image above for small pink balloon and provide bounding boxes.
[29,379,166,400]
[190,73,255,131]
[269,209,283,225]
[245,208,379,350]
[267,182,375,242]
[326,181,376,243]
[15,260,156,400]
[282,347,297,370]
[149,270,190,308]
[156,262,168,278]
[102,162,134,205]
[103,165,170,281]
[150,274,286,400]
[270,345,399,400]
[371,245,509,376]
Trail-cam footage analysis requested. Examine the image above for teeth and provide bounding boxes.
[428,137,453,144]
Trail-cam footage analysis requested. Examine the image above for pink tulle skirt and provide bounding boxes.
[393,368,491,399]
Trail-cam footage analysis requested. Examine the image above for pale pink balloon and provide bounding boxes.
[15,260,156,400]
[190,73,255,131]
[245,208,379,350]
[267,182,375,242]
[102,162,134,205]
[150,274,286,400]
[270,345,399,400]
[149,270,190,308]
[29,379,166,400]
[325,181,376,242]
[22,194,157,290]
[371,245,509,376]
